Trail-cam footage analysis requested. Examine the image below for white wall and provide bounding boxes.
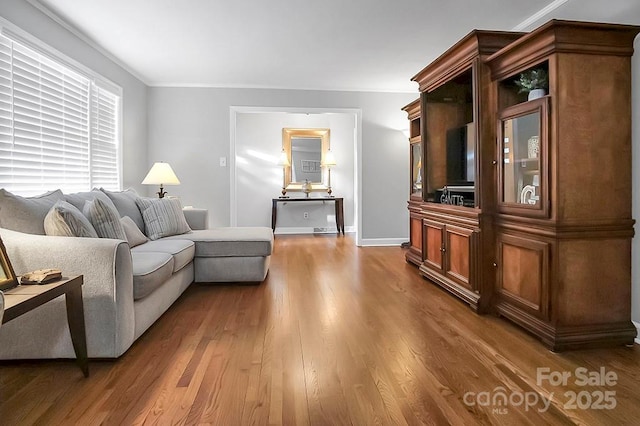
[235,112,356,233]
[147,88,415,242]
[0,0,148,191]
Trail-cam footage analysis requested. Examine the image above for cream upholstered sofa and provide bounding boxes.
[0,188,273,359]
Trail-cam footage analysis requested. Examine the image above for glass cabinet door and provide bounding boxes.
[411,142,422,197]
[498,97,548,217]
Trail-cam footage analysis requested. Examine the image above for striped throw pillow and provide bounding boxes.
[135,197,191,240]
[83,197,127,240]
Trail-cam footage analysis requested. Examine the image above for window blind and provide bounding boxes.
[0,32,120,196]
[90,84,119,189]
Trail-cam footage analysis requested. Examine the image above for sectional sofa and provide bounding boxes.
[0,188,273,359]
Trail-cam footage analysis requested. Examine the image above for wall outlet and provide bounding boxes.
[303,212,309,219]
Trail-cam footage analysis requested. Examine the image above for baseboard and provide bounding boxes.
[275,227,319,235]
[274,226,354,235]
[358,238,406,247]
[634,321,640,345]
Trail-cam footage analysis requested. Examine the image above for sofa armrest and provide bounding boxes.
[0,228,135,358]
[183,208,208,230]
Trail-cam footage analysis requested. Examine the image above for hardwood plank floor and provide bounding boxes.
[1,234,639,425]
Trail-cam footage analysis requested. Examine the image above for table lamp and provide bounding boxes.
[142,162,180,198]
[278,149,290,198]
[324,149,337,196]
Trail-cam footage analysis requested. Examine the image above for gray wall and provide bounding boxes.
[147,88,415,242]
[0,0,148,191]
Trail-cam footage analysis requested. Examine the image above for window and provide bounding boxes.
[0,30,121,196]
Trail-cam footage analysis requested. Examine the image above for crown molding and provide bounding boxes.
[149,81,418,94]
[25,0,150,85]
[511,0,571,31]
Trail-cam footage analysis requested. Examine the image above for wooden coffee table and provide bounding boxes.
[2,275,89,377]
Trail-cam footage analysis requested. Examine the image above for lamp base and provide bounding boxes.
[157,184,167,198]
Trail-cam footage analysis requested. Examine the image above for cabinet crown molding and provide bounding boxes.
[486,19,640,81]
[412,30,523,92]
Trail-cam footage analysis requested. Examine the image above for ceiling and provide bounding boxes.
[31,0,640,93]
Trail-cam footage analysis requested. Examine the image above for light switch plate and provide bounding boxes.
[219,157,227,167]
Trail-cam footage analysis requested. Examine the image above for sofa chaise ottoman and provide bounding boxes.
[167,228,273,282]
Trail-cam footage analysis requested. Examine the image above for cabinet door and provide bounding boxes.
[406,213,424,265]
[496,233,550,320]
[410,214,422,252]
[410,142,422,199]
[422,219,444,272]
[498,97,549,218]
[444,224,476,291]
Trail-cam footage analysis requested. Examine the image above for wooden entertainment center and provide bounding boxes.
[404,20,640,350]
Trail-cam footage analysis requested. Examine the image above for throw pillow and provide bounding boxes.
[120,216,148,247]
[83,197,127,240]
[44,200,98,238]
[99,188,145,233]
[0,189,65,235]
[135,197,191,240]
[65,189,119,213]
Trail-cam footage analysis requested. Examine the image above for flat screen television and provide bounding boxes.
[446,123,475,185]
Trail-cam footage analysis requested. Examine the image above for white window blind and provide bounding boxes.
[90,85,119,189]
[0,32,120,196]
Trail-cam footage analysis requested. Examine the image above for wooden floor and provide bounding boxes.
[1,235,639,425]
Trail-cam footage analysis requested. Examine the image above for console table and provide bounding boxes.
[2,275,89,377]
[272,197,345,235]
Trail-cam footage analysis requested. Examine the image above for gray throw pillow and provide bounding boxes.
[0,189,65,235]
[65,189,119,213]
[100,188,145,233]
[83,197,127,240]
[135,197,191,240]
[120,216,148,247]
[44,200,98,238]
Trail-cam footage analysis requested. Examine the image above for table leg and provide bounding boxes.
[271,200,277,232]
[65,285,89,377]
[335,199,345,235]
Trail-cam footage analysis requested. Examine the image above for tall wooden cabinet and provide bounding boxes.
[486,20,640,350]
[404,20,639,350]
[410,31,522,313]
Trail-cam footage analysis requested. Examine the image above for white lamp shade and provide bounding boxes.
[141,162,181,185]
[278,150,290,167]
[324,150,337,167]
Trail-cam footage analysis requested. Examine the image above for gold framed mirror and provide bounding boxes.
[282,128,330,192]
